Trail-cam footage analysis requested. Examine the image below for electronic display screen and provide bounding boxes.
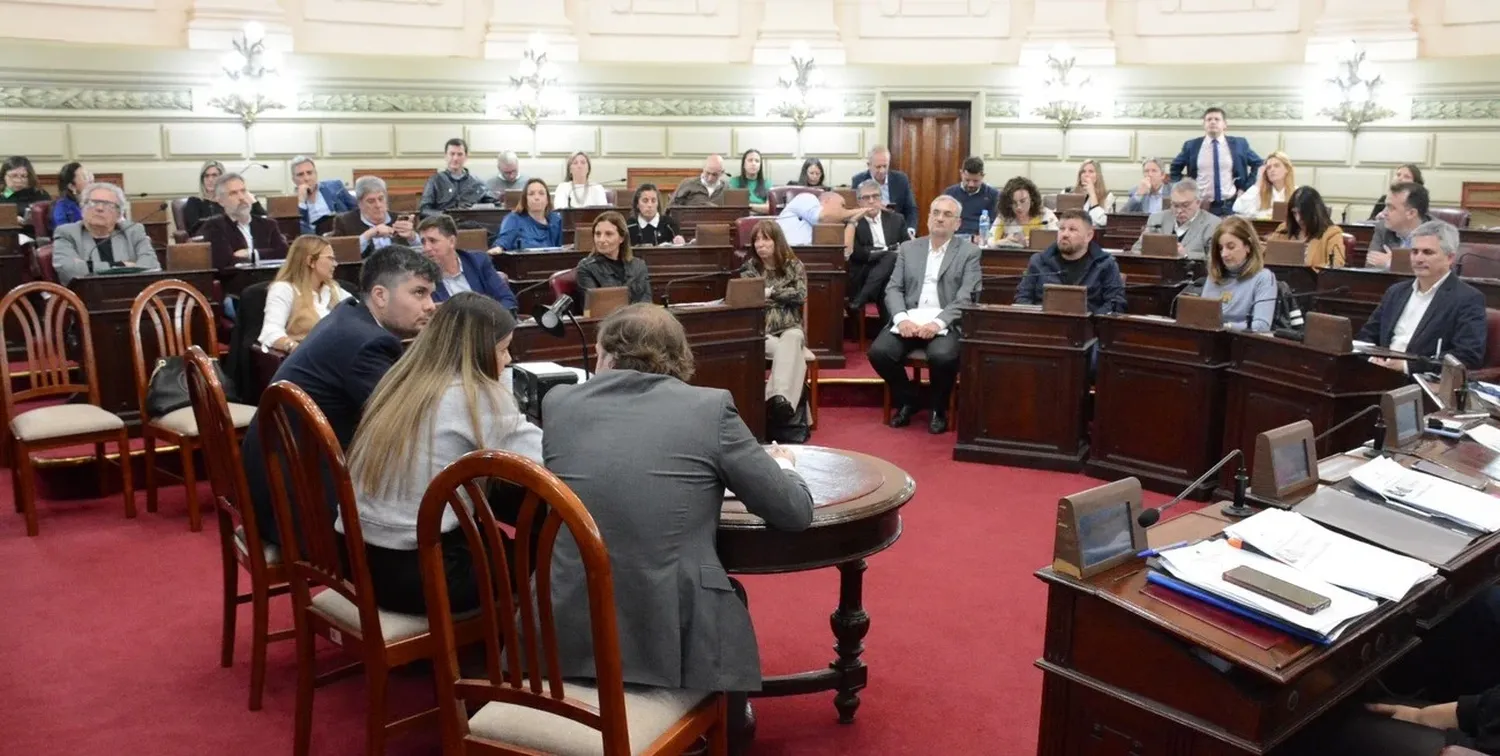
[1272,439,1311,490]
[1397,399,1421,441]
[1077,502,1135,569]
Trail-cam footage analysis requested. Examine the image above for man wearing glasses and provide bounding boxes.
[849,178,907,323]
[51,182,160,285]
[669,154,728,207]
[1131,179,1222,259]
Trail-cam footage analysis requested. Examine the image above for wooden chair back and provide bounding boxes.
[184,345,268,565]
[457,227,488,251]
[415,450,634,753]
[257,381,382,639]
[0,282,98,411]
[130,279,218,417]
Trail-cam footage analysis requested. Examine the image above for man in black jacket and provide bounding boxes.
[240,245,439,545]
[1014,209,1127,315]
[849,178,906,321]
[1356,219,1486,372]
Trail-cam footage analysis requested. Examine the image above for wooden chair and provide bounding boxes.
[182,345,291,711]
[0,282,134,536]
[880,349,958,425]
[258,381,488,756]
[415,449,728,755]
[130,279,256,531]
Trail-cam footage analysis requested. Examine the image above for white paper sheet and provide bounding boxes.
[1349,456,1500,532]
[889,307,949,336]
[1466,424,1500,454]
[1224,509,1436,601]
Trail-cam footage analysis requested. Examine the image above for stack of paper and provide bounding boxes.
[1224,509,1437,601]
[1349,456,1500,532]
[1156,540,1378,642]
[888,307,949,336]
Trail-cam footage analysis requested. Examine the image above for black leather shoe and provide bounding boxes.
[767,395,795,426]
[929,411,949,434]
[889,405,916,428]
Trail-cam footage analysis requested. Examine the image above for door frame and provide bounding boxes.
[883,98,978,235]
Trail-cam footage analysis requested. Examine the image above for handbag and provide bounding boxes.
[145,354,239,419]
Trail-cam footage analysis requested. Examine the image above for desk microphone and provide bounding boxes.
[661,270,725,307]
[1314,403,1385,455]
[511,275,562,303]
[1137,448,1251,527]
[239,162,270,173]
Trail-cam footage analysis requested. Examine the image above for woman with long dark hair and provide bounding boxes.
[1268,186,1346,270]
[741,220,808,424]
[728,149,771,214]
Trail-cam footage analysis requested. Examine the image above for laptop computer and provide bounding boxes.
[1054,193,1087,213]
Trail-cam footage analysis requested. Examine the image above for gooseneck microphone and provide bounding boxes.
[1137,448,1250,528]
[1315,403,1385,455]
[661,270,724,307]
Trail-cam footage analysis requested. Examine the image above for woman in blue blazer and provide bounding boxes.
[494,178,562,251]
[418,214,518,312]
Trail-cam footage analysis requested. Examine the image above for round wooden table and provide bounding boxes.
[716,446,915,723]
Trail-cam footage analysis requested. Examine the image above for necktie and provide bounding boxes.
[1211,139,1223,204]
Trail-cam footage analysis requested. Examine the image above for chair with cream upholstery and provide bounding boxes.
[415,449,729,756]
[183,345,290,711]
[257,381,488,756]
[130,279,256,531]
[0,282,134,537]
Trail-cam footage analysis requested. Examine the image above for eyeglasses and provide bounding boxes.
[84,199,120,211]
[1170,200,1198,210]
[858,194,882,202]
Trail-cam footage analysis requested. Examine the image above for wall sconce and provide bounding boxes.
[206,22,287,129]
[502,34,571,130]
[1317,42,1396,135]
[766,42,831,132]
[1029,47,1100,132]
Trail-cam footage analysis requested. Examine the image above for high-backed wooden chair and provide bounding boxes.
[415,449,728,755]
[258,381,488,756]
[130,279,256,531]
[182,345,290,711]
[0,282,134,536]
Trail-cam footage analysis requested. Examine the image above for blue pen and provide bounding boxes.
[1138,540,1189,559]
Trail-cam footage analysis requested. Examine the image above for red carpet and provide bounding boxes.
[0,405,1168,755]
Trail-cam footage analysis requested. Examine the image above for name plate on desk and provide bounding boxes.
[1028,229,1057,251]
[1053,477,1146,580]
[584,287,628,318]
[1303,312,1353,353]
[1263,240,1307,267]
[1041,284,1088,315]
[1175,295,1223,330]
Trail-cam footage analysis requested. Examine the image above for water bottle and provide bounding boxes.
[977,210,991,245]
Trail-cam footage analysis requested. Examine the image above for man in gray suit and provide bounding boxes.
[1365,181,1430,270]
[869,194,983,434]
[1131,178,1222,260]
[541,303,813,752]
[51,182,160,285]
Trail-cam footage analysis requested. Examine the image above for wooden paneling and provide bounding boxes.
[889,102,970,237]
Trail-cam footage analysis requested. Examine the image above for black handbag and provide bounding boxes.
[145,355,238,419]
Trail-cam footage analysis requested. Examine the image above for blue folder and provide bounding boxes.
[1145,570,1333,646]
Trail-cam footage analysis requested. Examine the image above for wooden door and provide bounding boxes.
[888,103,970,236]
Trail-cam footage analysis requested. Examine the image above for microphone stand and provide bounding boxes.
[1137,448,1250,527]
[1313,403,1385,457]
[661,270,723,307]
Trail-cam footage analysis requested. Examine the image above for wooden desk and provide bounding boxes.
[1315,267,1500,330]
[669,205,752,240]
[637,245,737,305]
[560,207,631,245]
[1344,222,1500,258]
[795,245,848,368]
[627,168,698,192]
[1267,263,1317,296]
[1102,212,1149,250]
[1086,315,1231,496]
[449,206,510,234]
[70,270,216,420]
[510,304,767,439]
[953,304,1094,471]
[978,247,1192,315]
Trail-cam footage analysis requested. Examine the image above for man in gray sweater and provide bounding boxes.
[420,137,493,217]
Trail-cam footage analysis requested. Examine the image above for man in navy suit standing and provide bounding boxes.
[418,213,518,312]
[1169,108,1263,217]
[292,156,357,234]
[852,145,918,237]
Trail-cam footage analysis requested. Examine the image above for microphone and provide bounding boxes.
[1242,285,1349,331]
[1314,403,1385,455]
[661,270,724,307]
[532,295,592,377]
[511,275,562,302]
[1137,448,1251,527]
[132,201,169,224]
[240,162,269,173]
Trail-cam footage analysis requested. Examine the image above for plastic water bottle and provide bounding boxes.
[977,210,991,245]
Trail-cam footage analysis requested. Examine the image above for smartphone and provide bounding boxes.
[1222,565,1331,614]
[1412,459,1489,491]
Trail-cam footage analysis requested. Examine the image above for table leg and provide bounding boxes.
[830,558,870,724]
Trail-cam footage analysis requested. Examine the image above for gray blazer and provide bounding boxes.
[1366,219,1420,270]
[882,235,983,331]
[541,370,814,692]
[1131,208,1222,259]
[51,221,160,285]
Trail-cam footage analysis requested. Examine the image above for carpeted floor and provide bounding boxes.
[0,405,1168,755]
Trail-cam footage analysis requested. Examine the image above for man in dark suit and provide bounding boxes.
[241,245,440,545]
[200,172,289,270]
[1357,220,1486,371]
[1016,209,1127,315]
[331,175,420,257]
[849,178,906,321]
[291,156,355,234]
[870,195,983,434]
[851,144,918,235]
[542,303,813,754]
[1169,107,1264,217]
[417,214,517,311]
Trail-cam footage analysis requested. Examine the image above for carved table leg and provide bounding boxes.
[830,559,870,723]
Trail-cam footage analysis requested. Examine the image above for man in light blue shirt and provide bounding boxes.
[292,156,355,235]
[775,191,864,246]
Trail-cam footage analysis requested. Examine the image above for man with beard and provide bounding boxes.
[200,171,289,270]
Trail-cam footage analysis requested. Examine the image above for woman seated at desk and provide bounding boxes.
[575,211,651,306]
[728,148,772,214]
[741,220,808,425]
[627,183,683,247]
[493,178,562,251]
[1202,216,1277,332]
[1266,186,1346,270]
[1,155,49,217]
[553,151,609,210]
[1066,159,1113,228]
[51,162,91,230]
[1233,150,1295,220]
[257,235,351,353]
[990,176,1058,247]
[790,157,827,189]
[346,292,542,614]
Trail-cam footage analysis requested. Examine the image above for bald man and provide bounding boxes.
[670,154,728,207]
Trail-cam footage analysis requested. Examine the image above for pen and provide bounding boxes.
[1137,540,1188,558]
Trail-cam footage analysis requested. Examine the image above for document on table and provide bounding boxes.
[1466,424,1500,454]
[1156,539,1377,640]
[1224,509,1437,601]
[1349,456,1500,532]
[890,307,949,336]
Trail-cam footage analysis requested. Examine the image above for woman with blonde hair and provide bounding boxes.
[741,220,809,424]
[256,235,351,352]
[346,292,542,614]
[1202,216,1278,332]
[181,158,267,234]
[1234,150,1295,220]
[1070,159,1113,227]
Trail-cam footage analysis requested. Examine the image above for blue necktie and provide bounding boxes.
[1211,139,1223,204]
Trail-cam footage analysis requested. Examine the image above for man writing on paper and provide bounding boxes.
[1014,208,1127,315]
[868,195,982,435]
[1356,220,1486,372]
[1131,179,1221,260]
